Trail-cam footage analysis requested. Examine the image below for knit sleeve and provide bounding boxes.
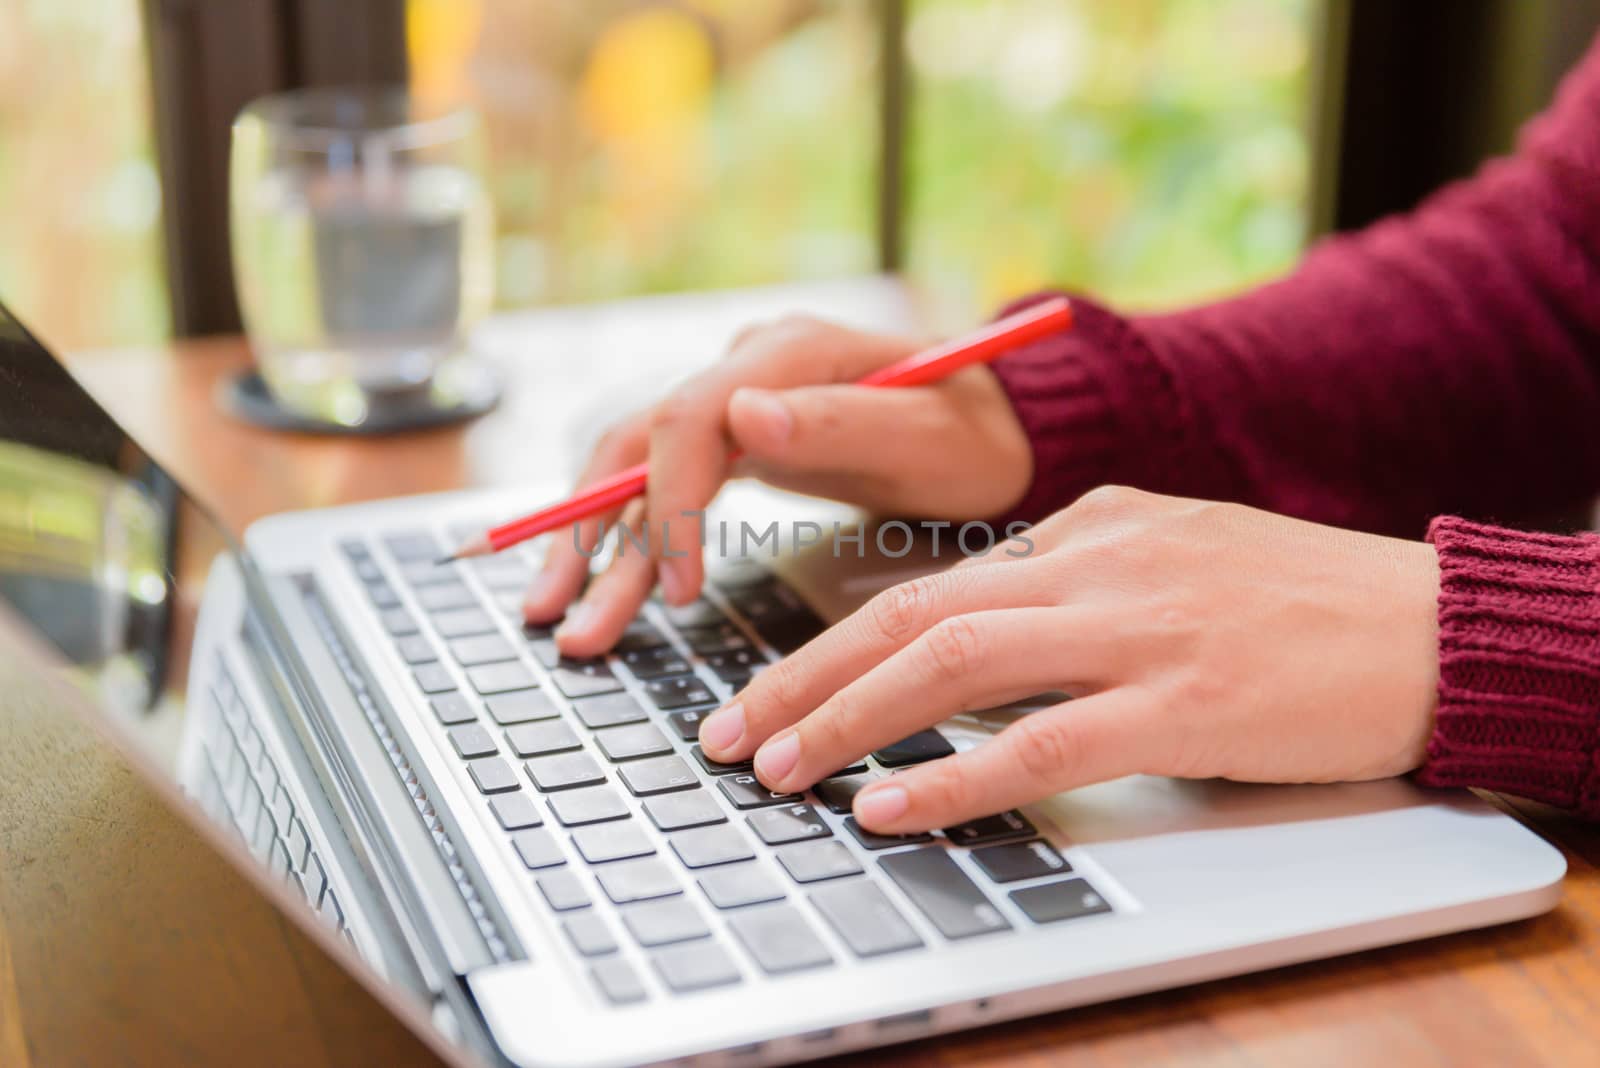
[1415,516,1600,813]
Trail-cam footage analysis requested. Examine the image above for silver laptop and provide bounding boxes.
[0,298,1566,1068]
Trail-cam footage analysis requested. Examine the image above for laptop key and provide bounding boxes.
[703,649,765,683]
[810,881,924,958]
[748,804,832,846]
[619,645,691,680]
[843,817,932,851]
[525,636,562,667]
[943,810,1035,846]
[448,633,517,666]
[366,581,401,610]
[504,720,583,758]
[398,559,458,587]
[511,827,566,869]
[971,840,1070,883]
[662,598,726,628]
[571,691,648,729]
[697,863,786,909]
[726,904,833,975]
[619,755,698,796]
[550,658,623,698]
[592,958,648,1004]
[643,790,725,832]
[573,822,654,864]
[468,757,521,794]
[879,848,1011,939]
[467,662,538,695]
[417,582,478,612]
[812,775,871,815]
[690,745,751,776]
[643,674,716,710]
[485,690,561,725]
[1010,878,1112,924]
[595,723,673,762]
[395,634,438,664]
[526,752,606,792]
[384,531,440,562]
[666,707,714,742]
[718,774,801,809]
[873,729,956,768]
[352,556,384,583]
[537,869,591,911]
[616,620,669,652]
[412,664,456,694]
[652,941,741,993]
[472,557,530,590]
[447,722,498,759]
[489,792,543,830]
[565,912,619,957]
[426,694,474,727]
[548,784,631,826]
[776,841,862,884]
[597,858,682,904]
[622,898,711,947]
[678,622,750,656]
[670,825,756,869]
[340,538,371,561]
[432,607,497,639]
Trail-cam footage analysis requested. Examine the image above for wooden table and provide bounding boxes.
[18,277,1600,1066]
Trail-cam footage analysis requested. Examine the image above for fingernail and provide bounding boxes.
[554,601,594,638]
[754,729,801,784]
[854,784,909,827]
[699,702,744,752]
[660,556,692,603]
[743,390,793,443]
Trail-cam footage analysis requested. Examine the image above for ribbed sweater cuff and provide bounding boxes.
[1416,516,1600,813]
[987,291,1187,524]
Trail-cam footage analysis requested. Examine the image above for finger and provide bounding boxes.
[851,690,1157,833]
[749,607,1114,793]
[727,383,949,479]
[553,501,657,657]
[697,561,1060,761]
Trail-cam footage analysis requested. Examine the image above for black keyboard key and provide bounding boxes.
[384,531,440,562]
[416,582,478,612]
[703,648,765,683]
[537,868,591,911]
[467,661,538,695]
[616,620,669,652]
[775,841,862,884]
[669,825,756,868]
[726,904,832,974]
[621,899,710,948]
[1010,878,1112,924]
[970,840,1070,883]
[597,858,681,904]
[690,745,752,776]
[697,863,786,909]
[572,822,655,864]
[843,817,932,851]
[666,707,714,741]
[643,674,716,710]
[548,785,630,826]
[591,958,647,1004]
[489,792,543,830]
[379,607,419,636]
[879,848,1010,939]
[753,609,825,654]
[810,881,923,958]
[395,634,438,664]
[943,810,1035,846]
[595,723,673,762]
[723,580,807,622]
[366,581,401,609]
[447,722,498,759]
[565,912,618,956]
[652,941,741,993]
[448,633,517,666]
[748,804,831,846]
[619,645,691,680]
[398,558,458,587]
[718,774,801,809]
[643,790,725,832]
[432,607,496,638]
[511,827,566,869]
[571,691,648,729]
[412,664,456,694]
[812,775,870,815]
[662,598,726,628]
[429,693,477,726]
[618,756,698,796]
[468,757,520,794]
[504,720,582,757]
[678,622,751,656]
[485,690,562,725]
[525,752,606,792]
[550,657,622,698]
[872,729,955,768]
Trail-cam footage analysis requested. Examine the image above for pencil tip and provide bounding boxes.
[434,554,457,566]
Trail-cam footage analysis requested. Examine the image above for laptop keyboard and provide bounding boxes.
[341,528,1111,1004]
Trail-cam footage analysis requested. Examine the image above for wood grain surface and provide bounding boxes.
[6,281,1596,1067]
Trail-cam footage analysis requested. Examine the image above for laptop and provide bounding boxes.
[0,296,1566,1067]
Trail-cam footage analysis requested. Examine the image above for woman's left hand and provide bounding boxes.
[697,486,1443,833]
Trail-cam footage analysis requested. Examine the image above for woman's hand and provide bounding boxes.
[524,314,1034,655]
[697,486,1443,833]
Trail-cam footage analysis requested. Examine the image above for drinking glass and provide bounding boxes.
[230,88,495,427]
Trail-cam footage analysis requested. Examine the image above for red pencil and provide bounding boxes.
[440,297,1074,562]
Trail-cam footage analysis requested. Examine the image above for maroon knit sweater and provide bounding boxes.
[989,35,1600,814]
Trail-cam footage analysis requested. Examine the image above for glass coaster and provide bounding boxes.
[217,355,501,435]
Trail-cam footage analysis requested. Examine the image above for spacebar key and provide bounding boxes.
[879,848,1011,940]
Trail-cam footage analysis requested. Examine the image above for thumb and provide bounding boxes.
[727,384,935,478]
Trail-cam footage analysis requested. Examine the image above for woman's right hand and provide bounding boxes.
[522,313,1037,657]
